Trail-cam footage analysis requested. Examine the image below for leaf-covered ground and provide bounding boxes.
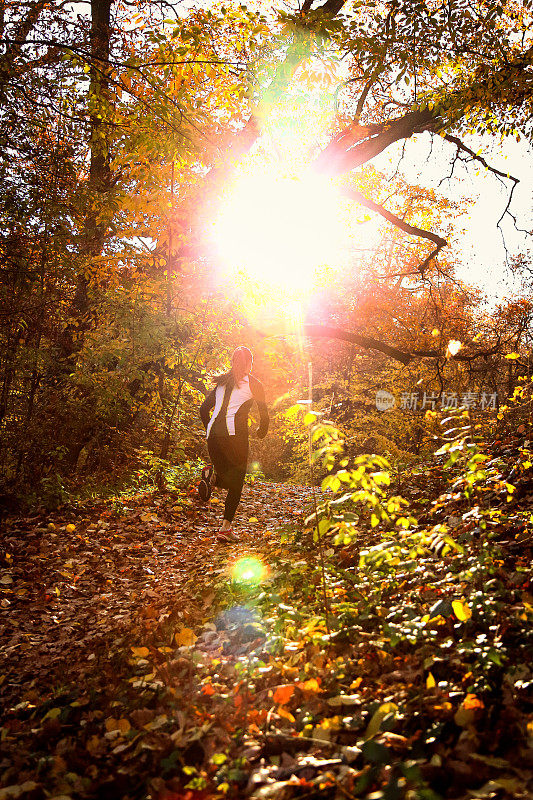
[1,465,532,800]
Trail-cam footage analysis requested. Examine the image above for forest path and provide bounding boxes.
[1,480,313,707]
[1,476,532,800]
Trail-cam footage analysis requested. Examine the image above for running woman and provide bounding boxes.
[198,347,269,542]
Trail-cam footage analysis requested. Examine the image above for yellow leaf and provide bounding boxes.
[365,702,398,739]
[65,523,76,533]
[505,352,520,360]
[131,646,150,657]
[426,672,436,688]
[248,517,258,523]
[273,684,295,704]
[43,707,61,721]
[175,627,197,646]
[278,706,295,722]
[452,599,472,621]
[210,497,220,504]
[319,715,342,730]
[300,678,321,693]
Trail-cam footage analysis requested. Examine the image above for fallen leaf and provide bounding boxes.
[452,599,472,621]
[273,684,295,704]
[278,706,295,722]
[175,627,197,646]
[299,677,321,693]
[117,718,131,734]
[365,702,398,739]
[463,693,484,710]
[131,646,150,657]
[42,707,61,721]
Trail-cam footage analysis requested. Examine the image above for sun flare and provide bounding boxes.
[212,169,345,295]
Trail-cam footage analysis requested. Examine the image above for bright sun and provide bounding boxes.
[212,169,345,295]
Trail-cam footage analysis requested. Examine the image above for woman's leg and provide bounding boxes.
[207,435,248,529]
[207,436,231,488]
[223,468,246,523]
[221,436,248,526]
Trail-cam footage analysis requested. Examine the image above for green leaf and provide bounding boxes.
[361,739,389,763]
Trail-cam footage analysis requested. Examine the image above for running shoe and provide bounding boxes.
[197,464,214,502]
[217,527,238,543]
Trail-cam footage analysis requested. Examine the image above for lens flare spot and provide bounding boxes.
[232,557,268,585]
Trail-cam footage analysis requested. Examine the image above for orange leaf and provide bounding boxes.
[202,683,215,696]
[175,627,197,646]
[131,646,149,657]
[463,693,484,710]
[273,684,295,704]
[117,718,131,734]
[278,706,295,722]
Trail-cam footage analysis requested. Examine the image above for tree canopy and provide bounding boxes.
[0,0,532,490]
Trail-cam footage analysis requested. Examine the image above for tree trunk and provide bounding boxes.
[72,0,112,320]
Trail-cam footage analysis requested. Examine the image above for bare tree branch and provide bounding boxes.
[302,324,413,364]
[443,133,519,186]
[270,324,509,367]
[342,186,447,275]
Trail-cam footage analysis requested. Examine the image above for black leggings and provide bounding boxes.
[207,435,248,523]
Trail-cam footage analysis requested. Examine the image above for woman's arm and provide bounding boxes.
[200,389,216,430]
[250,377,269,439]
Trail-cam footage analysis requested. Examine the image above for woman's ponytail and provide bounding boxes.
[213,346,253,387]
[231,346,253,385]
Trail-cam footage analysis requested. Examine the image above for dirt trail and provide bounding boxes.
[0,481,313,705]
[2,477,532,800]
